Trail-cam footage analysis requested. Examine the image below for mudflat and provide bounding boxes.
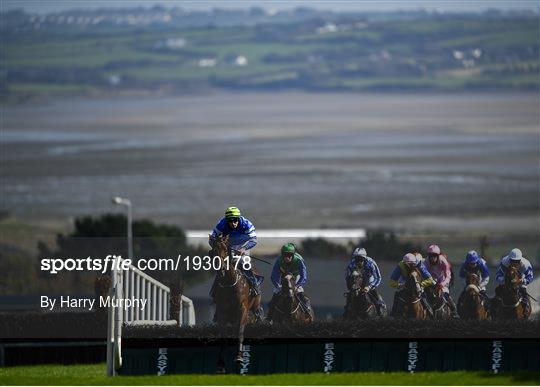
[2,92,539,235]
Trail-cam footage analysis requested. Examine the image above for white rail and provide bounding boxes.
[106,258,195,376]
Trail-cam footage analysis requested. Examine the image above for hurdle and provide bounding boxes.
[106,258,195,376]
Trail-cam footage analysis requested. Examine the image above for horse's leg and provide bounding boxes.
[216,343,226,374]
[250,295,263,322]
[517,305,525,321]
[236,306,247,363]
[419,303,427,320]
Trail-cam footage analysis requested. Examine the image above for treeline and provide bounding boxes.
[299,231,423,261]
[0,214,212,295]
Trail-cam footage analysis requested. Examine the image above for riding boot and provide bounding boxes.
[378,299,388,317]
[369,289,387,317]
[209,274,218,299]
[519,286,530,311]
[249,284,260,297]
[254,306,264,322]
[444,293,459,318]
[243,269,261,297]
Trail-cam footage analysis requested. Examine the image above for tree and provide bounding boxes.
[38,214,210,293]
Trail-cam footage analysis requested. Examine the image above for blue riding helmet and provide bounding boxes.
[465,250,480,265]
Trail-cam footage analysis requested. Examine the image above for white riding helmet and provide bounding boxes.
[353,247,367,258]
[508,248,523,261]
[403,253,417,264]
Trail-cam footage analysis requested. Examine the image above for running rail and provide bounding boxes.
[106,258,195,376]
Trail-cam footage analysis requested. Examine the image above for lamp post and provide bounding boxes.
[112,196,132,262]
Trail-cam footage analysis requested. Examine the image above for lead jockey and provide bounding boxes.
[210,206,262,297]
[459,250,490,302]
[495,248,534,310]
[389,253,435,316]
[424,244,459,318]
[267,243,310,321]
[345,247,387,316]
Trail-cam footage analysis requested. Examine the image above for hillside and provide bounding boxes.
[1,8,538,99]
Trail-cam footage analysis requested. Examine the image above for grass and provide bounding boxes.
[1,364,539,385]
[0,216,69,255]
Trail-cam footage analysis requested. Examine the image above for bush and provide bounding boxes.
[300,238,349,259]
[359,230,423,261]
[37,214,210,293]
[299,230,423,261]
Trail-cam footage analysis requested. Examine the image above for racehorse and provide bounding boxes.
[209,234,262,364]
[424,284,452,319]
[271,271,314,324]
[492,265,531,320]
[457,272,489,321]
[344,270,377,320]
[391,267,430,320]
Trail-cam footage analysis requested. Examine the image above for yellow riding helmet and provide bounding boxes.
[225,206,241,219]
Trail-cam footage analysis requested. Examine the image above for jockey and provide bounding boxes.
[389,253,435,316]
[459,250,490,299]
[268,243,310,320]
[425,244,459,318]
[345,247,387,316]
[495,248,534,310]
[210,206,262,296]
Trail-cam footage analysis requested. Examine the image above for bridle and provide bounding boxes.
[218,270,241,288]
[401,270,423,305]
[276,273,301,315]
[498,266,523,310]
[211,236,243,289]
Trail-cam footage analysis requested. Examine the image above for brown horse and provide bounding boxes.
[457,272,489,321]
[271,272,314,324]
[344,270,377,320]
[391,267,430,320]
[424,285,452,319]
[209,234,262,364]
[492,265,531,320]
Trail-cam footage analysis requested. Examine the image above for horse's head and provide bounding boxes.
[466,272,480,287]
[505,264,521,288]
[405,267,423,297]
[280,272,295,298]
[350,270,364,295]
[209,234,230,260]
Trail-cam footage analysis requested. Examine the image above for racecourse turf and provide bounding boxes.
[1,364,539,385]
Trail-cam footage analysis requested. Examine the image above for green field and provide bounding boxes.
[2,11,538,97]
[1,364,539,385]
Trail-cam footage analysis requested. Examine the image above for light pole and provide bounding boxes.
[108,196,131,376]
[112,196,132,262]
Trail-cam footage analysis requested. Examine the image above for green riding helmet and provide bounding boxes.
[225,206,241,219]
[281,243,296,255]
